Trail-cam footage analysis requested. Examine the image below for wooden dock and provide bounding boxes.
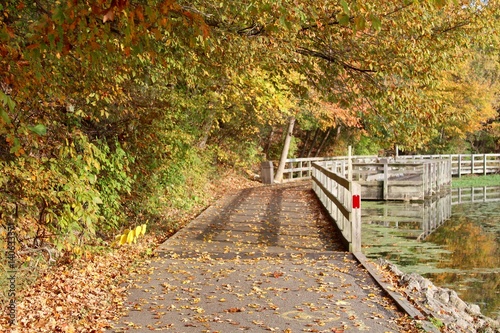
[351,158,452,201]
[276,153,500,201]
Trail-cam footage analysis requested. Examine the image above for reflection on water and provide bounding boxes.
[362,189,500,319]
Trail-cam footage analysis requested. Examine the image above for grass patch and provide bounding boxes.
[452,174,500,188]
[430,317,445,329]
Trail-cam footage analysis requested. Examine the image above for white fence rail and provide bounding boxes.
[280,155,376,182]
[279,154,500,182]
[397,154,500,177]
[352,159,452,200]
[312,162,362,253]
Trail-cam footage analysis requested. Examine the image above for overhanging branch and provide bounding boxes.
[296,47,376,74]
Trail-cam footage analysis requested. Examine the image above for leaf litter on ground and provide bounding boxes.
[1,175,422,333]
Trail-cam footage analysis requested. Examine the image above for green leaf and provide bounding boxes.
[1,91,15,113]
[0,106,10,125]
[340,0,350,16]
[354,17,366,31]
[28,124,47,136]
[337,13,350,26]
[433,0,446,8]
[370,14,381,31]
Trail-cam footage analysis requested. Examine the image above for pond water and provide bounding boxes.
[361,191,500,319]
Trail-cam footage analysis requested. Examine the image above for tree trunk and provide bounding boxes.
[197,111,214,149]
[306,128,320,157]
[274,117,296,183]
[299,130,311,158]
[315,127,332,157]
[263,126,274,160]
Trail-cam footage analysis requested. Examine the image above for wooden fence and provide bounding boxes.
[352,159,452,201]
[279,154,500,182]
[312,162,362,252]
[295,156,499,251]
[279,156,376,182]
[397,154,500,177]
[279,156,452,201]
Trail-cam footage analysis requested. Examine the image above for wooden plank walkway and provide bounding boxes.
[109,182,422,333]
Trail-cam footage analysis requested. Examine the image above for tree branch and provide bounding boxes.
[237,23,265,36]
[18,246,58,264]
[296,47,376,73]
[300,19,341,32]
[433,20,471,35]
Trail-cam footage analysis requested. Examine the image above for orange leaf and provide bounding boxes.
[273,271,284,278]
[103,8,115,23]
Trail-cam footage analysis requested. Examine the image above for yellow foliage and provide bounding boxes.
[113,224,148,247]
[126,230,135,244]
[119,234,127,246]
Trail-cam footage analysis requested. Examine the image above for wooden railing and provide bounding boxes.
[397,154,500,177]
[352,159,452,200]
[279,153,500,182]
[280,155,376,182]
[312,162,362,253]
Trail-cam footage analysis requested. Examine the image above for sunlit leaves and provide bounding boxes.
[113,224,148,246]
[1,0,498,268]
[28,124,47,136]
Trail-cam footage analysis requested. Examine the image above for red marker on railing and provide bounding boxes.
[352,195,360,209]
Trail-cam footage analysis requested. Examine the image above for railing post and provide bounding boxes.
[458,155,462,178]
[348,146,353,181]
[449,156,452,183]
[383,162,388,200]
[350,182,362,253]
[436,161,440,190]
[483,154,487,176]
[471,153,474,175]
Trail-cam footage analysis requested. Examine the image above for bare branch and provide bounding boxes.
[18,246,58,264]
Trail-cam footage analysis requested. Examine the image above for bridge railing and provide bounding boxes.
[312,161,362,253]
[281,155,376,182]
[279,154,500,183]
[396,154,500,177]
[351,159,451,200]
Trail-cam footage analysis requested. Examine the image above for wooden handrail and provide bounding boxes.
[278,153,500,182]
[312,161,361,253]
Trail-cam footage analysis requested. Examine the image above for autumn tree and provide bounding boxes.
[1,0,499,257]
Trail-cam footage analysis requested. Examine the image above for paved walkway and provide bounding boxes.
[110,182,411,333]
